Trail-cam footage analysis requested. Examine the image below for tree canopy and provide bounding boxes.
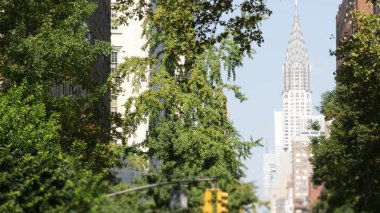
[0,85,108,212]
[0,0,272,211]
[0,1,115,211]
[0,0,114,169]
[110,0,271,211]
[311,11,380,212]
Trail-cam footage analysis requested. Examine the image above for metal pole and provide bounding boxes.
[107,177,217,197]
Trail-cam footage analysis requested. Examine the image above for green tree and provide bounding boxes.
[0,0,114,172]
[311,11,380,212]
[0,85,107,212]
[0,0,117,211]
[111,0,271,211]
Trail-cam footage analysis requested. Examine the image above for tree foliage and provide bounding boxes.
[0,0,115,211]
[111,0,271,211]
[0,85,107,212]
[0,0,113,170]
[311,12,380,212]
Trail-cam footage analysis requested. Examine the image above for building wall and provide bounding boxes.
[309,180,324,208]
[91,0,111,131]
[89,0,111,85]
[111,0,149,146]
[274,111,284,166]
[269,4,314,212]
[292,136,312,212]
[336,0,373,46]
[299,115,326,136]
[269,152,293,213]
[336,0,378,68]
[263,153,277,200]
[292,126,326,212]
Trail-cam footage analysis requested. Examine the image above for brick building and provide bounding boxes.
[336,0,376,41]
[336,0,379,67]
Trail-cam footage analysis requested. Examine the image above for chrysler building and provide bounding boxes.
[281,0,312,152]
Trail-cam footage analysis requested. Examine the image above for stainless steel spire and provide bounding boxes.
[281,2,312,151]
[283,2,310,92]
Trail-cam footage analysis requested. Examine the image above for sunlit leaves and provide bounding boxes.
[311,12,380,212]
[110,0,270,211]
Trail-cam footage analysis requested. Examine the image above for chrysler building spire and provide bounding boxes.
[280,1,312,151]
[283,0,310,92]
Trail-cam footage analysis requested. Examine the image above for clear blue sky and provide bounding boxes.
[226,0,341,199]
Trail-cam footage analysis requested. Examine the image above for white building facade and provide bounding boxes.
[274,111,284,165]
[111,0,149,146]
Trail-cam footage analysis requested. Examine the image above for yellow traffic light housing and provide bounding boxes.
[202,189,213,213]
[216,190,228,213]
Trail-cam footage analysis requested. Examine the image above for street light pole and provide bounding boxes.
[106,177,217,197]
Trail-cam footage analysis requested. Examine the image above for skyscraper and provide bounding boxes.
[267,2,315,212]
[281,0,312,152]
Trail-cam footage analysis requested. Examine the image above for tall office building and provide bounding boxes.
[267,2,315,212]
[281,0,312,152]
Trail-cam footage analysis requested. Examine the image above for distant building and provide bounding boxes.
[267,1,324,212]
[274,111,284,165]
[292,136,313,213]
[263,153,277,199]
[309,180,324,209]
[281,0,312,153]
[292,117,325,212]
[110,0,151,183]
[269,152,293,213]
[298,115,326,136]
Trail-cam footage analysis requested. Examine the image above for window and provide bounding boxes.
[111,22,118,30]
[111,10,118,30]
[111,52,118,64]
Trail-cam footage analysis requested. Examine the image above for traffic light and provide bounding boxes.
[202,189,213,213]
[216,190,228,213]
